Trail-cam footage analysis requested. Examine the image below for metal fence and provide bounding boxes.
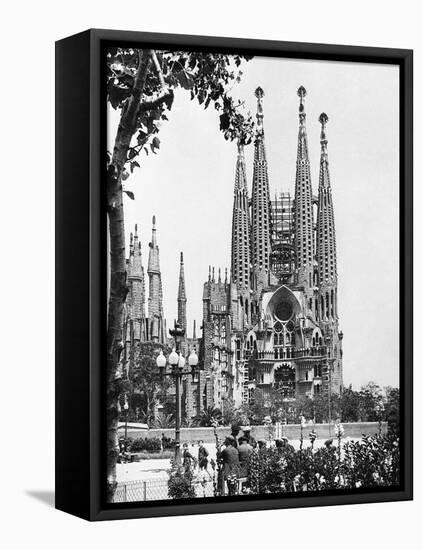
[113,477,215,503]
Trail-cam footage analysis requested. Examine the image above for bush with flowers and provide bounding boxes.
[247,432,400,494]
[167,456,196,499]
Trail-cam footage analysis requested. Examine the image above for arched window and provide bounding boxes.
[214,318,219,337]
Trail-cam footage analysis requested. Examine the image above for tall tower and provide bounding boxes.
[251,87,271,291]
[177,251,187,334]
[127,224,146,341]
[231,140,251,291]
[316,113,337,299]
[147,215,165,342]
[294,86,314,291]
[316,113,343,393]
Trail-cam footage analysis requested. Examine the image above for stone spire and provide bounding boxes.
[317,113,338,315]
[294,86,314,291]
[177,251,187,333]
[147,215,165,342]
[231,141,251,292]
[127,224,146,341]
[251,87,271,287]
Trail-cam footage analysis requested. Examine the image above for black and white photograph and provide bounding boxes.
[2,0,420,542]
[105,46,402,505]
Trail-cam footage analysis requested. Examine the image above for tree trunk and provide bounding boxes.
[106,50,153,502]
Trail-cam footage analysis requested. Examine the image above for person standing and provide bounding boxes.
[241,426,257,449]
[182,442,195,471]
[230,425,241,447]
[218,436,240,495]
[238,436,253,479]
[198,440,210,478]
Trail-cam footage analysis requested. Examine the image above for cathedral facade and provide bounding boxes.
[124,85,343,423]
[201,86,343,414]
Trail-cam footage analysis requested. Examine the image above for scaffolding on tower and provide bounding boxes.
[270,192,295,283]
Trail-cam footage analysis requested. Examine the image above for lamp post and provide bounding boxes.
[155,321,202,465]
[123,393,129,452]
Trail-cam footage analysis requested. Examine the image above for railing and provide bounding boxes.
[245,346,327,361]
[112,477,215,503]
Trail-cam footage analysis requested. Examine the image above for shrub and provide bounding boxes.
[161,436,176,451]
[247,434,400,494]
[168,467,196,499]
[129,437,161,453]
[342,434,400,488]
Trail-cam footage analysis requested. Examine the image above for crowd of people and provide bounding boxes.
[177,425,297,496]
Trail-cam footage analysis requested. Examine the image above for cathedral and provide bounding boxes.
[201,86,343,415]
[124,85,343,422]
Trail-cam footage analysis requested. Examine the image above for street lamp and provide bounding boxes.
[155,321,202,465]
[123,393,129,452]
[188,348,199,379]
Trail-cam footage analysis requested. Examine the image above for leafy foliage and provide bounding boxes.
[192,406,223,427]
[247,434,400,494]
[107,48,255,187]
[168,461,196,499]
[153,412,176,429]
[226,383,400,427]
[129,437,161,453]
[128,342,172,424]
[129,436,176,453]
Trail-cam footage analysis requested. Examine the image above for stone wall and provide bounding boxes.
[125,422,387,443]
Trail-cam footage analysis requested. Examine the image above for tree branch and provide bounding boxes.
[151,50,166,88]
[139,89,173,112]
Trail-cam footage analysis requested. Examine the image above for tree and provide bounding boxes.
[153,412,176,429]
[105,48,254,500]
[130,342,171,425]
[359,382,383,422]
[192,406,223,427]
[384,386,400,436]
[339,385,361,422]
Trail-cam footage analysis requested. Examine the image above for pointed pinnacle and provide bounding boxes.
[255,86,264,100]
[255,87,264,131]
[319,113,329,150]
[297,86,307,117]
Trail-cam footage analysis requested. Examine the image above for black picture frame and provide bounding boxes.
[55,28,413,521]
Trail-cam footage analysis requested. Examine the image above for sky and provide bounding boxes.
[107,54,399,390]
